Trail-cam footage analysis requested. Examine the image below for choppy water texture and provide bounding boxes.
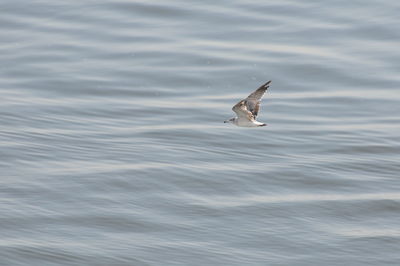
[1,0,400,265]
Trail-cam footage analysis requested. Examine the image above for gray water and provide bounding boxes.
[1,0,400,265]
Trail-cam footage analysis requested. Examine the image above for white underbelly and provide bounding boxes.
[236,118,259,127]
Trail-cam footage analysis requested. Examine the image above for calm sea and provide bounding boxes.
[1,0,400,265]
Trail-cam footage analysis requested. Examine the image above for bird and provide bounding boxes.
[224,80,271,127]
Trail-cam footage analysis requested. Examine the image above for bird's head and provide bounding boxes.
[224,118,236,124]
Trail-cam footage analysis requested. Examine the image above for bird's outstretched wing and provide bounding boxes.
[232,100,255,121]
[244,80,271,118]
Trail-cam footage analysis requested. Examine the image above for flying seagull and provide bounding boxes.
[224,80,271,127]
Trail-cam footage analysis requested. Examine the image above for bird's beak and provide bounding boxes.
[224,120,228,123]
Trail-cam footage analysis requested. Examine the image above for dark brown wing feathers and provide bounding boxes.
[232,100,255,121]
[246,80,271,118]
[231,80,271,120]
[247,80,271,100]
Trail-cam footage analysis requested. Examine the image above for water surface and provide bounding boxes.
[1,0,400,265]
